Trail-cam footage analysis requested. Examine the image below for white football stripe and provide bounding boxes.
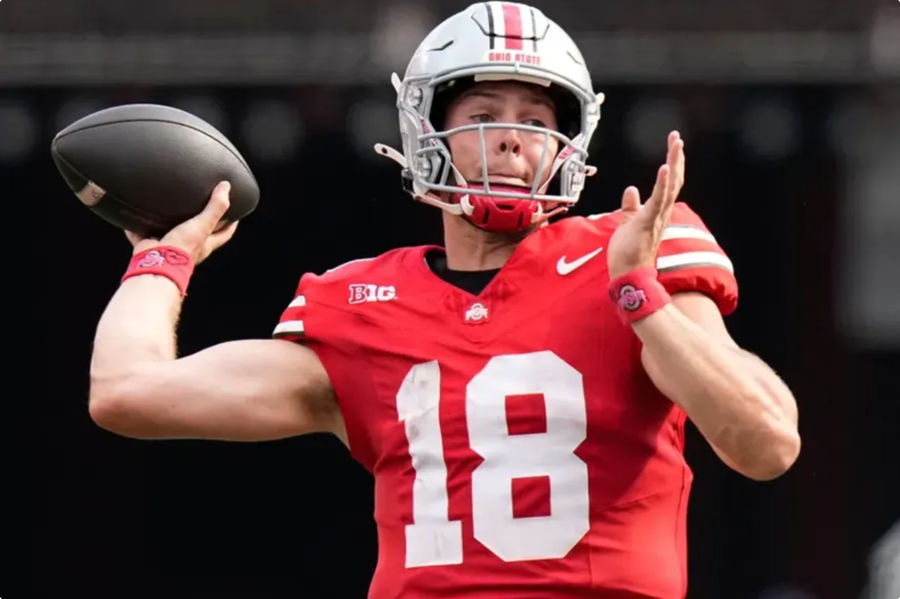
[76,180,106,206]
[288,295,306,308]
[273,320,305,336]
[657,251,734,273]
[661,225,718,244]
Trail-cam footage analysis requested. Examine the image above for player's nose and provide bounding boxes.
[492,126,523,156]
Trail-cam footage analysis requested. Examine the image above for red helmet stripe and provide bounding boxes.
[502,4,524,50]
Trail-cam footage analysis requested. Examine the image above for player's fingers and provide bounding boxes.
[675,137,685,190]
[644,164,669,224]
[124,229,143,247]
[650,133,682,231]
[660,139,683,220]
[210,221,239,248]
[668,129,680,150]
[197,221,239,264]
[198,181,232,232]
[667,137,684,195]
[620,186,641,213]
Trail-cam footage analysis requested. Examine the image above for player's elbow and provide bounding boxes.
[89,379,131,434]
[89,392,132,435]
[88,365,154,437]
[741,428,801,481]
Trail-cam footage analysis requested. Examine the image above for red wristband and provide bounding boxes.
[608,266,672,325]
[121,246,195,297]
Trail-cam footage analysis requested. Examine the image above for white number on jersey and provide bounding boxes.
[396,351,589,567]
[396,360,463,567]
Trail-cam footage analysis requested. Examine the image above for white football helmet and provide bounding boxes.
[375,2,604,232]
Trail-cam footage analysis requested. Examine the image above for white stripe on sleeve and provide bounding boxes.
[661,225,718,244]
[657,251,734,273]
[288,295,306,308]
[273,320,305,337]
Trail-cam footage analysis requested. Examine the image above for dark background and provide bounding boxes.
[11,1,899,598]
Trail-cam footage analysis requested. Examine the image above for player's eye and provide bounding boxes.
[523,118,547,128]
[471,113,495,123]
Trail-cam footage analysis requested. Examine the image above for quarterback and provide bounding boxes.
[89,3,800,598]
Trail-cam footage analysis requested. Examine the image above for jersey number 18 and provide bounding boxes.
[396,350,589,567]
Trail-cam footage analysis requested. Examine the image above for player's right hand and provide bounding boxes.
[124,181,239,265]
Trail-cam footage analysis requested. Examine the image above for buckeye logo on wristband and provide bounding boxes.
[136,248,190,269]
[607,266,672,325]
[136,250,165,268]
[615,284,648,312]
[121,245,195,297]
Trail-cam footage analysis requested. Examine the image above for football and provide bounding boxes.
[50,103,259,238]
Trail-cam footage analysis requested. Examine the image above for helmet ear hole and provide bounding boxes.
[401,169,415,194]
[430,152,448,185]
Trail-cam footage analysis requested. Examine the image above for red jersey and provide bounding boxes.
[273,203,738,599]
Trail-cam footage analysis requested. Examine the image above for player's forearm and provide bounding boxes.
[634,304,800,480]
[90,276,183,400]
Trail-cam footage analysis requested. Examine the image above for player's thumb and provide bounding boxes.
[621,186,641,213]
[200,181,231,231]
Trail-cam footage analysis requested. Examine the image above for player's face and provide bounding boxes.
[443,81,559,191]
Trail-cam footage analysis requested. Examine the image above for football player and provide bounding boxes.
[89,3,801,597]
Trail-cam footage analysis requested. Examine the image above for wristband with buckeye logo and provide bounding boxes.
[608,266,672,325]
[121,246,195,297]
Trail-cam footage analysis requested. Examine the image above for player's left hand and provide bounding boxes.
[607,130,685,279]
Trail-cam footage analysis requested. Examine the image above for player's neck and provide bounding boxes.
[441,212,527,271]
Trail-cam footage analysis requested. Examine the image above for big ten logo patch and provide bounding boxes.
[348,284,397,304]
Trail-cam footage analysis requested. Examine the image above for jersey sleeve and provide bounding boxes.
[270,267,381,470]
[272,274,312,342]
[271,256,377,342]
[656,202,739,315]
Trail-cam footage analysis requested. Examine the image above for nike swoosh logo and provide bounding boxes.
[556,246,605,275]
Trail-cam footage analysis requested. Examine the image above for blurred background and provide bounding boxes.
[12,0,899,597]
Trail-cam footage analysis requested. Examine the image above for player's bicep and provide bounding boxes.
[90,338,345,444]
